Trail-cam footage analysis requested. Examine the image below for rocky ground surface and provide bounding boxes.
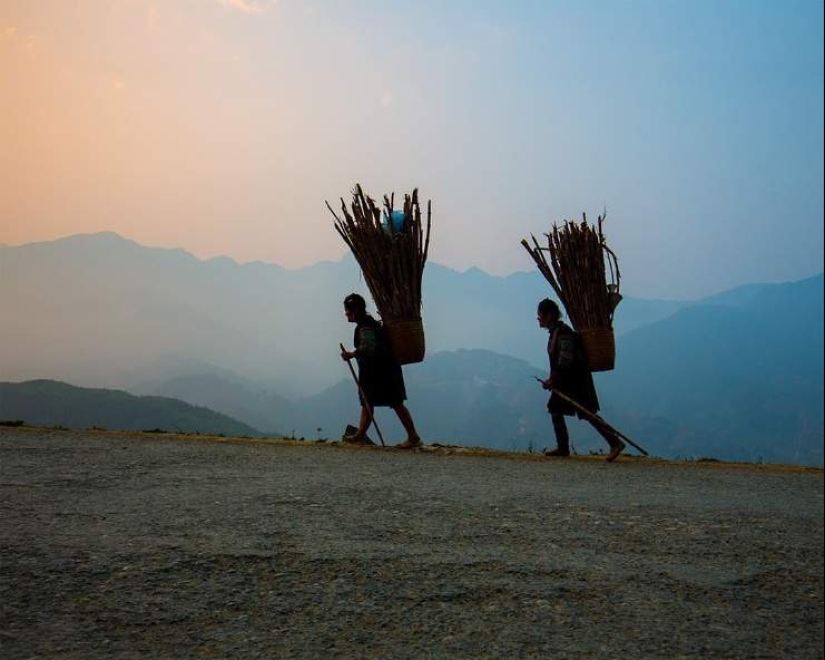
[1,427,823,659]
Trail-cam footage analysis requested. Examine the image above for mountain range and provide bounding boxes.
[0,232,684,396]
[0,379,260,437]
[1,233,822,465]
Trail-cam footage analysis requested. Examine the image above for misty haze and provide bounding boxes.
[1,2,823,659]
[1,232,822,465]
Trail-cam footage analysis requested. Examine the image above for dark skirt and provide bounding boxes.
[547,372,600,418]
[357,357,407,408]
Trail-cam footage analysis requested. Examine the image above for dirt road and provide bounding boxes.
[1,428,823,659]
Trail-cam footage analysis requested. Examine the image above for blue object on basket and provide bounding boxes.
[381,210,407,233]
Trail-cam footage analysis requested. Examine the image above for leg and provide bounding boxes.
[343,405,373,443]
[356,405,374,436]
[392,404,422,448]
[589,419,625,462]
[546,414,571,457]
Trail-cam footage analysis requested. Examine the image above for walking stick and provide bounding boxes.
[340,343,386,447]
[533,378,649,456]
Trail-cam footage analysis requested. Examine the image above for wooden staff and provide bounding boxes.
[340,343,386,447]
[552,388,649,456]
[533,377,648,456]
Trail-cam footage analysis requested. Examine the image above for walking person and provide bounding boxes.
[340,293,422,449]
[537,298,625,462]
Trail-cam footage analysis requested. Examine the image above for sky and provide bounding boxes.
[1,0,823,299]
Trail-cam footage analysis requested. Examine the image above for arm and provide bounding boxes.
[343,324,379,361]
[354,327,380,358]
[542,329,573,389]
[553,335,575,379]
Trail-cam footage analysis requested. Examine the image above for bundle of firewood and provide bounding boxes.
[521,212,621,371]
[327,184,432,363]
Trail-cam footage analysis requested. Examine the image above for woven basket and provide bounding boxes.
[383,318,426,365]
[579,327,616,372]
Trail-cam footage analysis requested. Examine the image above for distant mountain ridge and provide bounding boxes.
[2,233,823,465]
[158,275,825,465]
[0,232,697,395]
[0,380,263,436]
[599,274,824,465]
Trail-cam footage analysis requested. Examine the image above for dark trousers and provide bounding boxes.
[551,414,621,451]
[551,415,571,452]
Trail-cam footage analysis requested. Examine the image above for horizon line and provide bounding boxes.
[3,230,823,302]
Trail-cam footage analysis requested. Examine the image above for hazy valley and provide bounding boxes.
[2,233,822,465]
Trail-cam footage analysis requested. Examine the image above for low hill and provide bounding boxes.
[0,380,263,436]
[151,350,553,448]
[153,373,291,435]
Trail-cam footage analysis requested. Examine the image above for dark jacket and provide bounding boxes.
[547,321,600,416]
[354,316,407,407]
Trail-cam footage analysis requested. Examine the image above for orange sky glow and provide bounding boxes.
[2,0,823,298]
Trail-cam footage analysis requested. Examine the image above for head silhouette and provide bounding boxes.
[537,298,562,329]
[344,293,368,323]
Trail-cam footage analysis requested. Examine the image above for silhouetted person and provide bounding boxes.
[537,298,625,462]
[340,293,422,448]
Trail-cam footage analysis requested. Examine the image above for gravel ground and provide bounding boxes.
[1,427,823,660]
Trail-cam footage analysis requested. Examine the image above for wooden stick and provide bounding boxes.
[550,388,649,456]
[523,215,620,333]
[340,343,386,447]
[328,184,431,322]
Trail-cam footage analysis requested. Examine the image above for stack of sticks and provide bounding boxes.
[327,184,432,320]
[521,212,621,331]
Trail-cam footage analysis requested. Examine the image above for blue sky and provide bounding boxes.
[2,0,823,298]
